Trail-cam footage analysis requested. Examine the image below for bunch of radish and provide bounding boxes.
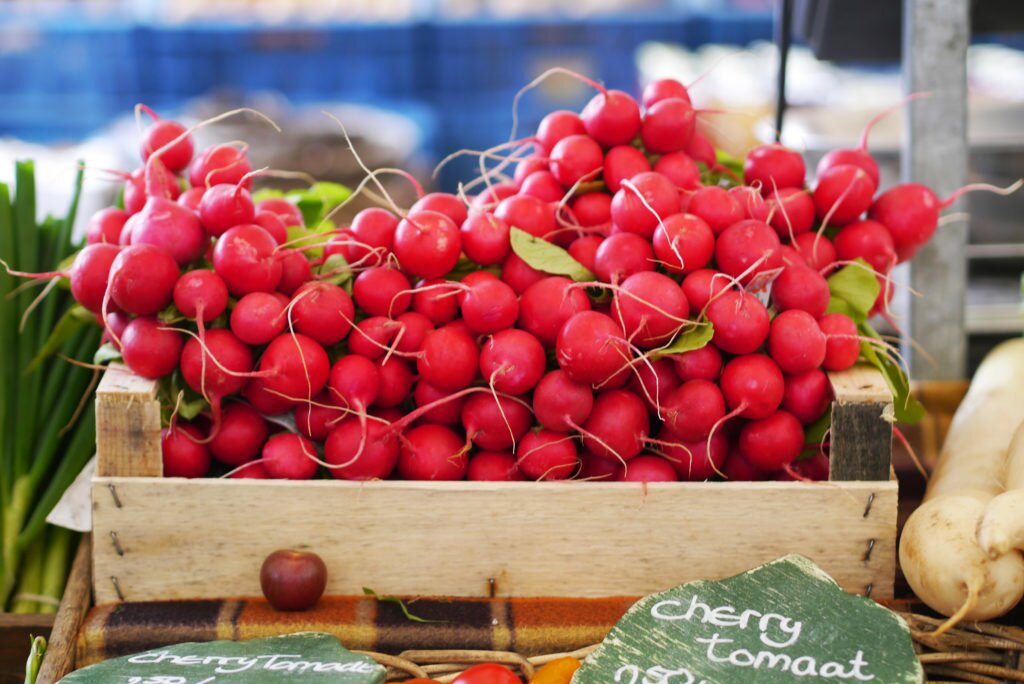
[26,77,1010,485]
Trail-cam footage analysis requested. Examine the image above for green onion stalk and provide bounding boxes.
[0,161,101,611]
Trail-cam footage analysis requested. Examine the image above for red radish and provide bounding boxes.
[632,359,687,410]
[67,243,119,314]
[731,185,771,222]
[652,212,715,274]
[533,369,594,432]
[766,188,815,238]
[834,219,897,273]
[714,220,782,284]
[348,316,394,360]
[780,245,806,267]
[393,210,461,279]
[243,377,293,416]
[461,213,511,266]
[654,152,701,191]
[579,389,649,462]
[161,423,210,478]
[231,292,285,345]
[771,265,830,318]
[517,429,578,480]
[374,357,415,408]
[413,380,466,426]
[663,431,728,481]
[594,232,655,283]
[556,311,630,386]
[252,211,288,245]
[604,146,651,193]
[739,410,804,471]
[744,144,805,194]
[662,379,725,441]
[724,447,766,481]
[132,197,207,266]
[870,273,895,318]
[290,282,355,346]
[258,333,330,401]
[818,313,860,371]
[173,269,228,323]
[611,271,689,348]
[578,450,619,480]
[121,316,183,379]
[263,433,319,480]
[515,157,548,187]
[792,232,838,273]
[641,98,695,154]
[610,172,681,239]
[108,244,179,315]
[518,276,591,348]
[180,328,252,411]
[550,134,603,187]
[868,183,940,256]
[706,290,770,355]
[768,310,827,375]
[276,251,313,295]
[501,252,546,294]
[294,392,344,442]
[783,368,833,425]
[189,144,251,189]
[459,275,519,334]
[100,310,130,344]
[345,208,396,264]
[720,354,785,419]
[231,462,270,479]
[495,194,556,240]
[257,197,304,228]
[119,213,139,244]
[642,78,691,108]
[329,355,380,410]
[688,186,743,236]
[468,451,523,481]
[536,110,586,151]
[571,193,612,227]
[672,344,722,382]
[812,164,875,226]
[124,162,180,214]
[198,183,255,236]
[781,452,830,481]
[412,278,460,325]
[480,329,546,394]
[323,230,368,267]
[581,89,642,147]
[86,208,128,245]
[469,182,517,212]
[567,235,602,273]
[353,267,412,317]
[325,418,399,480]
[140,114,194,173]
[462,393,532,451]
[411,192,468,227]
[418,326,480,391]
[212,224,281,296]
[210,402,268,466]
[685,131,717,168]
[393,311,434,354]
[617,455,678,482]
[397,424,468,480]
[682,269,730,313]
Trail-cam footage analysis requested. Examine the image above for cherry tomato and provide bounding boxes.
[452,663,522,684]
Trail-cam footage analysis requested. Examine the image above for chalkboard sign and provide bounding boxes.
[572,555,922,684]
[59,632,385,683]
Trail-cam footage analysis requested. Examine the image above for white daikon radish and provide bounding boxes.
[977,422,1024,557]
[899,338,1024,632]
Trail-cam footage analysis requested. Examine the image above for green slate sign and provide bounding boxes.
[59,633,385,683]
[572,555,923,684]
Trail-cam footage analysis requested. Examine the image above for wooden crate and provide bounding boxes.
[90,364,898,604]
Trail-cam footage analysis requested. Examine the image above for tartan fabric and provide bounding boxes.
[76,596,639,667]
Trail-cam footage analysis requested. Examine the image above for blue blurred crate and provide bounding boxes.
[0,93,124,141]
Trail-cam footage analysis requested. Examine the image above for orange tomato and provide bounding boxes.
[529,657,582,684]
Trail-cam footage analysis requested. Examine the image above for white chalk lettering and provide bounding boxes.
[695,633,876,680]
[651,595,802,649]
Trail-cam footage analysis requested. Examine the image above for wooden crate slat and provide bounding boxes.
[829,363,895,482]
[37,535,92,684]
[95,364,162,477]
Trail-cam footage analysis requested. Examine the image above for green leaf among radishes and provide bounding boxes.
[650,321,714,359]
[509,227,595,282]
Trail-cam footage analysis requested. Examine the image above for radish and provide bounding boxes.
[198,183,255,237]
[536,110,586,151]
[86,208,129,245]
[132,197,207,266]
[610,271,689,347]
[663,431,728,481]
[730,185,771,222]
[581,89,641,147]
[833,219,896,274]
[579,389,649,463]
[294,392,344,442]
[662,379,725,441]
[252,211,288,246]
[161,423,210,478]
[462,393,532,451]
[121,316,183,379]
[210,402,269,466]
[681,269,730,313]
[571,193,612,227]
[243,377,293,416]
[744,144,806,194]
[642,78,691,108]
[258,333,330,402]
[329,355,380,412]
[501,252,547,294]
[180,328,252,425]
[231,462,270,479]
[739,410,804,471]
[533,369,594,432]
[766,188,815,239]
[812,164,874,226]
[517,429,578,480]
[685,131,717,168]
[231,292,286,345]
[672,344,722,382]
[373,357,415,408]
[610,172,681,239]
[641,98,695,154]
[567,235,603,273]
[783,368,832,425]
[461,213,511,266]
[495,194,556,240]
[480,329,546,395]
[617,455,678,482]
[818,313,860,372]
[123,162,180,214]
[353,267,412,317]
[720,354,785,419]
[629,357,681,412]
[139,109,194,173]
[515,158,548,187]
[578,450,619,480]
[414,380,466,426]
[212,224,281,296]
[410,192,468,228]
[653,152,701,191]
[705,290,770,355]
[779,452,830,481]
[550,134,603,187]
[263,433,319,480]
[277,251,313,295]
[792,232,838,273]
[652,212,714,274]
[350,207,399,261]
[556,311,630,386]
[767,310,827,375]
[397,424,468,480]
[594,232,655,283]
[688,186,743,236]
[325,418,399,480]
[459,274,519,334]
[66,243,120,314]
[189,144,251,189]
[470,182,517,212]
[771,265,830,318]
[468,451,523,481]
[724,447,766,482]
[604,146,651,193]
[518,276,591,348]
[173,269,228,323]
[412,278,460,325]
[290,282,355,346]
[979,426,1024,558]
[348,316,394,360]
[108,244,180,316]
[714,219,782,284]
[393,210,461,279]
[393,311,434,354]
[418,326,480,391]
[257,197,304,228]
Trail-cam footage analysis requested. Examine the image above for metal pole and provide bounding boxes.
[902,0,970,379]
[773,0,794,141]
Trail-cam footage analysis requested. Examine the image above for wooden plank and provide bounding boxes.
[95,364,162,477]
[91,477,898,604]
[829,364,895,482]
[901,0,970,379]
[37,535,92,684]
